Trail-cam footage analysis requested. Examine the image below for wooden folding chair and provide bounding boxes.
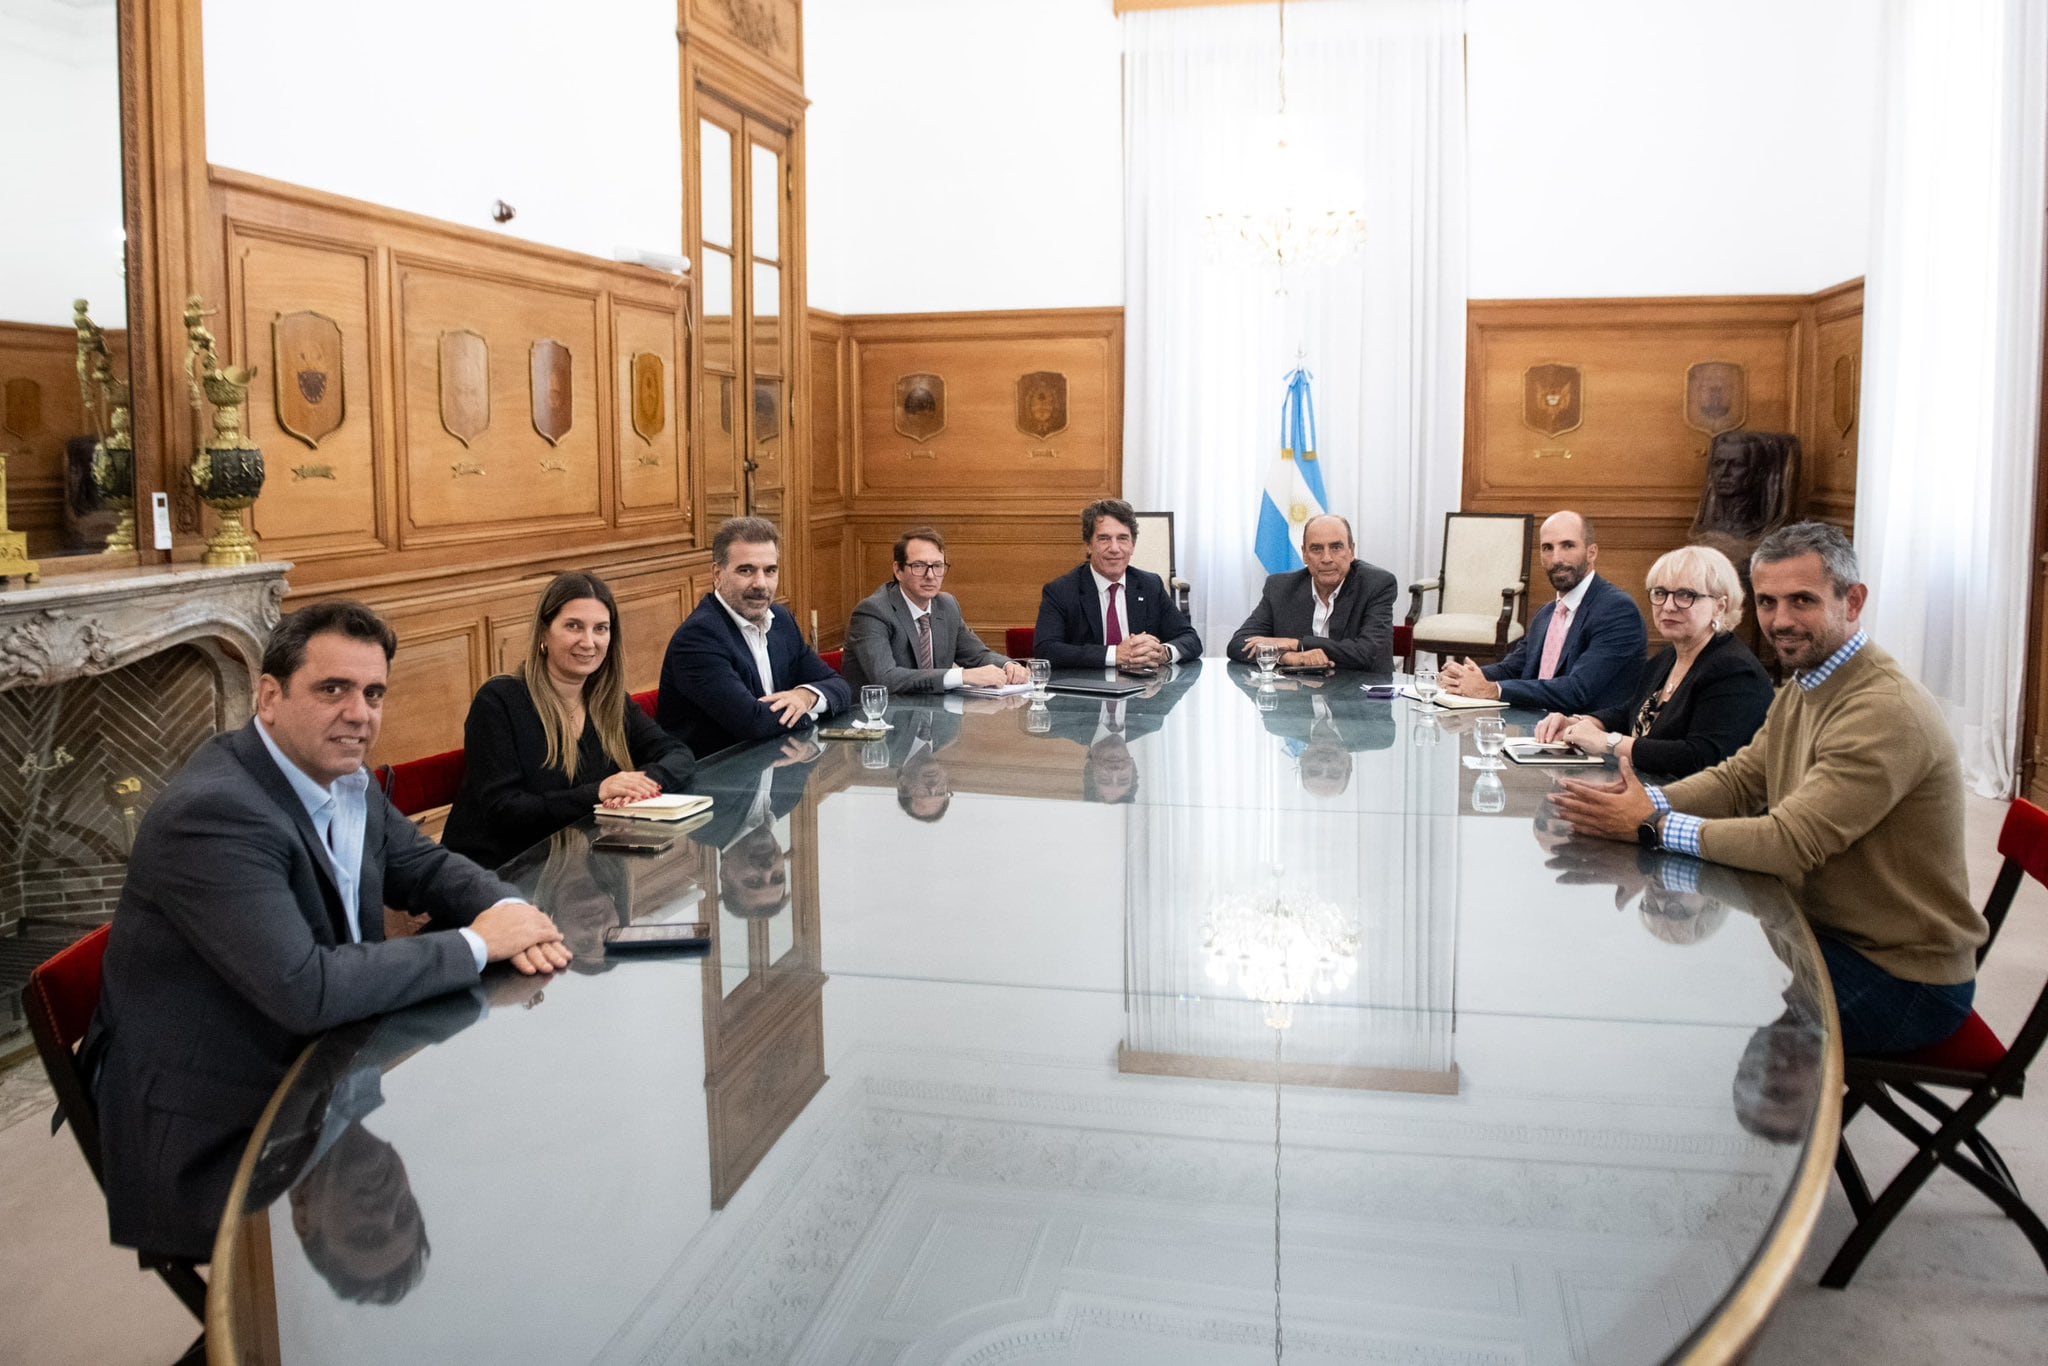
[1824,797,2048,1287]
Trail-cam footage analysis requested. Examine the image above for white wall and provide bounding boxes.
[0,0,125,326]
[804,0,1124,315]
[1466,0,1883,298]
[203,0,681,265]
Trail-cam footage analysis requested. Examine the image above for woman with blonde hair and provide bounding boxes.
[444,572,695,868]
[1534,544,1772,778]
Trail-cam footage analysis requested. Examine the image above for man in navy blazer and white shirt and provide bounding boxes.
[1440,509,1646,715]
[1034,498,1202,671]
[658,516,854,757]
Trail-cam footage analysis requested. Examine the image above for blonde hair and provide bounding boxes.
[518,572,631,782]
[1646,544,1744,634]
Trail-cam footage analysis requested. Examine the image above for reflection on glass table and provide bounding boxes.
[211,664,1833,1366]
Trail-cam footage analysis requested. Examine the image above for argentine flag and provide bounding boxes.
[1254,367,1329,574]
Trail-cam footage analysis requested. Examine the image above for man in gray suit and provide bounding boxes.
[1227,513,1399,672]
[842,526,1029,693]
[87,601,570,1263]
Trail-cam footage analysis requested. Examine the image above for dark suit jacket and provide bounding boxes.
[1034,564,1202,668]
[88,723,517,1261]
[656,593,854,758]
[840,583,1007,693]
[1481,574,1648,714]
[1590,630,1776,779]
[1226,560,1399,671]
[442,674,698,870]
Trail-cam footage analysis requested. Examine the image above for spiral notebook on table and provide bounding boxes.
[1398,687,1509,711]
[594,793,715,822]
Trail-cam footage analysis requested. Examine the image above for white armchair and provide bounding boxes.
[1131,510,1192,615]
[1404,512,1533,669]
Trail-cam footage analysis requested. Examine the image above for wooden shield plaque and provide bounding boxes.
[2,378,40,439]
[1832,354,1858,437]
[1685,361,1747,437]
[630,352,665,443]
[530,339,573,446]
[438,329,490,448]
[894,373,945,443]
[1016,371,1068,440]
[1522,363,1582,438]
[272,310,345,449]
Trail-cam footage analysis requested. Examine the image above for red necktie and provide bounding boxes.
[1105,582,1124,646]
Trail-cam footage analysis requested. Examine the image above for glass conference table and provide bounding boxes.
[209,662,1836,1366]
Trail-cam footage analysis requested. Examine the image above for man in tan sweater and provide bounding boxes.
[1551,522,1986,1054]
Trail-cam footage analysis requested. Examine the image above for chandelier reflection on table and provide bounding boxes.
[1200,870,1359,1030]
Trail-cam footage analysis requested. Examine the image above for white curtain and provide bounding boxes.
[1122,0,1468,652]
[1856,0,2048,797]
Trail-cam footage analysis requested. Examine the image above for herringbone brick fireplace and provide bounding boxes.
[0,645,219,937]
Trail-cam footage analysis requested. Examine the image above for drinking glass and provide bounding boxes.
[1255,643,1282,681]
[1413,658,1440,707]
[860,739,891,770]
[1473,716,1506,770]
[860,684,887,728]
[1028,657,1052,701]
[1412,712,1441,747]
[1024,705,1053,735]
[1472,771,1506,813]
[1256,688,1279,712]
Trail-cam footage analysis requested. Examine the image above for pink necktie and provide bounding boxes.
[1537,603,1572,680]
[1105,582,1124,646]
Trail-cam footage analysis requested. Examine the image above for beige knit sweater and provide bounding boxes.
[1664,640,1985,984]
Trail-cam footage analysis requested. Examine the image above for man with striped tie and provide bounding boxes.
[841,526,1028,694]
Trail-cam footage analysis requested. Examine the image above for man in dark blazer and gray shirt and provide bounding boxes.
[1228,513,1398,672]
[87,602,569,1264]
[1035,498,1202,670]
[842,526,1028,694]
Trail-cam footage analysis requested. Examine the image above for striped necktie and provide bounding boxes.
[915,613,934,670]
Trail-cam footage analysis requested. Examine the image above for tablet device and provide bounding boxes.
[1046,676,1150,698]
[603,922,711,953]
[591,827,677,855]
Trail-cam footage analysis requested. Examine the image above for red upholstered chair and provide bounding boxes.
[1006,627,1035,660]
[26,926,209,1321]
[820,648,844,675]
[373,747,468,818]
[1824,797,2048,1287]
[631,688,658,720]
[1393,623,1415,672]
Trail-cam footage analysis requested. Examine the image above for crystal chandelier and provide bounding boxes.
[1200,0,1368,272]
[1200,876,1359,1030]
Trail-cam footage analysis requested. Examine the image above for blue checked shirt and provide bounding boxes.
[1646,630,1868,855]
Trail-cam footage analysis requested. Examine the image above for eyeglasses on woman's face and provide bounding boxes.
[1648,586,1716,609]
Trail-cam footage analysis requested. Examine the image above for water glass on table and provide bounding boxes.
[1473,716,1506,769]
[1413,660,1440,706]
[1255,643,1282,682]
[860,684,888,728]
[1028,657,1052,702]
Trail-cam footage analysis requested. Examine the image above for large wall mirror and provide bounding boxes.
[0,0,136,562]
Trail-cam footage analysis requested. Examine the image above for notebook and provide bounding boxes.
[1503,739,1604,767]
[594,792,715,823]
[1399,686,1509,711]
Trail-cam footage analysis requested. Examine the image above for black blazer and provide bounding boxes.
[442,674,699,870]
[1226,560,1399,671]
[1034,564,1202,669]
[1591,630,1776,779]
[1482,574,1648,714]
[88,724,516,1260]
[656,593,854,758]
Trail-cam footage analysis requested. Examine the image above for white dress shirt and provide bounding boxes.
[255,719,489,971]
[1554,571,1596,618]
[1311,579,1342,639]
[1090,568,1181,666]
[715,593,826,715]
[898,587,964,689]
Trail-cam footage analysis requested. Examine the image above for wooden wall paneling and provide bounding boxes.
[847,309,1124,501]
[611,582,690,694]
[1802,280,1863,529]
[807,519,847,646]
[613,299,689,523]
[682,0,805,95]
[377,618,486,767]
[0,322,124,548]
[223,223,386,559]
[806,312,847,505]
[394,260,606,543]
[847,512,1082,641]
[1464,297,1804,528]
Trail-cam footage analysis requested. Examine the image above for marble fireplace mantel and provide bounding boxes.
[0,562,292,724]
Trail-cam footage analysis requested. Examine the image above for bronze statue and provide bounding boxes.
[1689,430,1801,665]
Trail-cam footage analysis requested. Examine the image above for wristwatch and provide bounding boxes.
[1606,731,1627,752]
[1636,817,1663,851]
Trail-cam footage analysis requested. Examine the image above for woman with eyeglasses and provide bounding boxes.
[442,572,696,869]
[1533,544,1773,778]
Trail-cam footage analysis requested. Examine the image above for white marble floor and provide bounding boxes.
[0,795,2043,1364]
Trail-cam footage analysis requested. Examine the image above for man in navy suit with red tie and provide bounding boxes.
[1034,498,1202,671]
[1439,509,1645,714]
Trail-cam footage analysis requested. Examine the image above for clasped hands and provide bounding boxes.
[1437,657,1501,700]
[1115,634,1172,672]
[471,901,573,976]
[1237,637,1333,670]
